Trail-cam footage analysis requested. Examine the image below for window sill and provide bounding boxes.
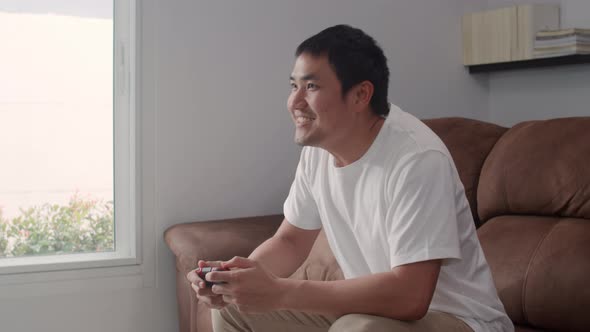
[0,252,149,298]
[0,251,139,275]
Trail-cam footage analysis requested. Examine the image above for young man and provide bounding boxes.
[187,25,513,332]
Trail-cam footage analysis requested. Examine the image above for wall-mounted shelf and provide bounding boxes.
[467,54,590,73]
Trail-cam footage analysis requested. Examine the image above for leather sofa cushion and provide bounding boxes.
[423,118,507,227]
[478,117,590,221]
[164,215,282,272]
[478,215,590,331]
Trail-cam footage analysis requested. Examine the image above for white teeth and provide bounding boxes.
[296,116,313,125]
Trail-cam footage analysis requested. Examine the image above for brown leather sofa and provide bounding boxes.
[165,117,590,332]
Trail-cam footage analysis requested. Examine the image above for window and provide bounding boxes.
[0,0,138,274]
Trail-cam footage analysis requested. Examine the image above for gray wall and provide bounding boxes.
[156,0,490,226]
[0,1,489,331]
[486,0,590,126]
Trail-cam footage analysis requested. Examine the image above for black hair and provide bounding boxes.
[295,24,390,117]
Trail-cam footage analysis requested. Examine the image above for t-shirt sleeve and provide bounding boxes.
[283,149,322,230]
[386,150,462,269]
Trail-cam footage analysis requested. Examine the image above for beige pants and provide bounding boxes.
[212,305,474,332]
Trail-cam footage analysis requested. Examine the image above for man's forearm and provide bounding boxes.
[277,260,441,321]
[248,236,307,278]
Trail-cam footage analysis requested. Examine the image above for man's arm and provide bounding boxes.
[279,259,441,320]
[207,257,441,320]
[248,218,320,278]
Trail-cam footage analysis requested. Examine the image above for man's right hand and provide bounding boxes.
[187,260,228,310]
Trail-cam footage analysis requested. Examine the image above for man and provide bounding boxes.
[187,25,513,332]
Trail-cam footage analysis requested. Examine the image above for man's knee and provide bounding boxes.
[329,314,405,332]
[211,307,228,332]
[329,312,473,332]
[211,305,244,332]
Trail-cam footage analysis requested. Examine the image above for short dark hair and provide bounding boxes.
[295,24,390,117]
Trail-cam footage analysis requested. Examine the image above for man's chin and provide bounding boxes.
[294,137,308,146]
[294,136,320,147]
[294,133,311,146]
[294,130,321,147]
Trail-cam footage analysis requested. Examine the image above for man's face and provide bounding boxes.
[288,53,353,148]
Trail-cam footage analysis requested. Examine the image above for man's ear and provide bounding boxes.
[352,81,374,110]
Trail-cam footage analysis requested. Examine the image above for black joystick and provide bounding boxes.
[196,266,228,287]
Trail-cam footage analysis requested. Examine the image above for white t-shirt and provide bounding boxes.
[283,104,513,332]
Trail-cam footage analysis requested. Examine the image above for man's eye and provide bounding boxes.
[307,83,318,90]
[290,83,297,90]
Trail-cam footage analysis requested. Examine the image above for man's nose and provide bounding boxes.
[289,88,307,110]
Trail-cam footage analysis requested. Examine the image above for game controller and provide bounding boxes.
[196,266,229,287]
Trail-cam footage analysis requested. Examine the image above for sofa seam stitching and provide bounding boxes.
[521,219,560,325]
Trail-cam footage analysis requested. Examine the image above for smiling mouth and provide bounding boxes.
[295,115,315,126]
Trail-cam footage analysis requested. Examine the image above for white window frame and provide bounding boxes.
[0,0,140,275]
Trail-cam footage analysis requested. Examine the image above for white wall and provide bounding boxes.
[486,0,590,126]
[0,1,489,331]
[562,0,590,28]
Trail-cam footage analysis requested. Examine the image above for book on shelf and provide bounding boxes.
[534,28,590,58]
[533,45,590,58]
[536,28,590,38]
[534,35,590,47]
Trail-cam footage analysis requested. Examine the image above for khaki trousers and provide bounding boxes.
[212,305,474,332]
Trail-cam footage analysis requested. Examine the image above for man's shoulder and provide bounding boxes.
[297,146,329,176]
[383,105,451,163]
[300,146,328,162]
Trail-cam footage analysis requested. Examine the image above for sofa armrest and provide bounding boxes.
[164,215,283,332]
[164,214,283,273]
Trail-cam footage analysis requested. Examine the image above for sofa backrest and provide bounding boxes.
[477,117,590,221]
[476,117,590,331]
[423,118,507,227]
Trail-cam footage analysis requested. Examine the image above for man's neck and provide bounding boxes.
[328,115,385,168]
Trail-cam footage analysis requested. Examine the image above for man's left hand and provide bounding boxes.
[206,256,288,313]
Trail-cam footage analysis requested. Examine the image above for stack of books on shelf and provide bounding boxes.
[534,28,590,58]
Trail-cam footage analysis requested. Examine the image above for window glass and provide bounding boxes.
[0,1,115,258]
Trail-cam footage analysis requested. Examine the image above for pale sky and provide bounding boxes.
[0,11,113,218]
